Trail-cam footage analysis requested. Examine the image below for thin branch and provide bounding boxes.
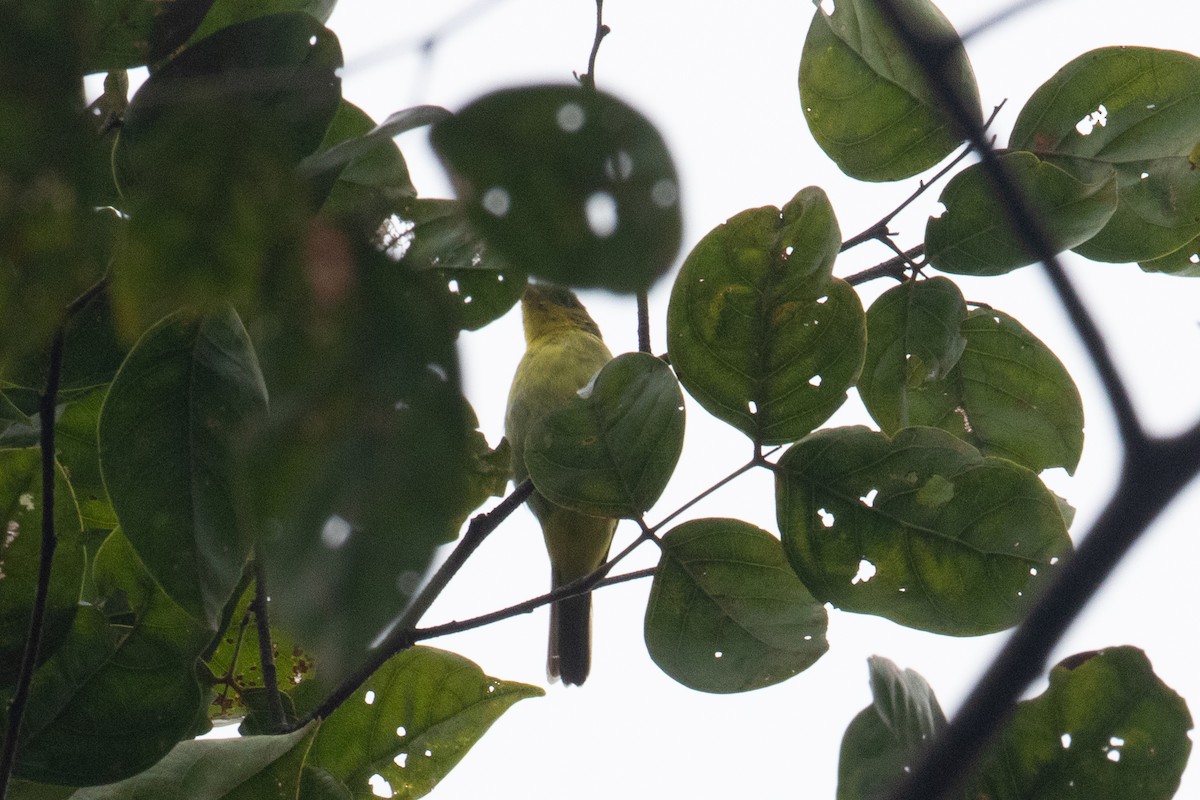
[648,459,759,534]
[959,0,1057,42]
[251,554,286,733]
[294,480,534,728]
[843,246,923,286]
[839,103,1004,254]
[577,0,610,92]
[413,566,658,643]
[0,328,66,799]
[637,290,652,353]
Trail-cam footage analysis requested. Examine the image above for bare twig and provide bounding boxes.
[577,0,610,92]
[294,479,534,728]
[843,246,924,286]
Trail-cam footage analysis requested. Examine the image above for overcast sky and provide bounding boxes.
[317,2,1200,797]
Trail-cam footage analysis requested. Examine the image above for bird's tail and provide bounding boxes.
[548,584,592,686]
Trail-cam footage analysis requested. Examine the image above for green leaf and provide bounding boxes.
[971,647,1193,799]
[99,306,268,629]
[0,450,84,686]
[1011,46,1200,263]
[799,0,980,182]
[189,0,337,45]
[307,646,543,800]
[87,0,217,71]
[776,426,1071,635]
[10,531,211,785]
[69,722,320,800]
[110,12,342,333]
[644,519,829,694]
[667,188,864,444]
[861,295,1084,475]
[204,580,315,723]
[837,657,947,800]
[926,153,1117,275]
[392,199,527,332]
[1139,232,1200,276]
[56,388,118,531]
[524,353,684,518]
[302,103,442,213]
[242,239,474,680]
[431,84,682,293]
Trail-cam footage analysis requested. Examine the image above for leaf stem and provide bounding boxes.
[578,0,610,92]
[637,290,652,353]
[251,554,287,733]
[294,479,534,728]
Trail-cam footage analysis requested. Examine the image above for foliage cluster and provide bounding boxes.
[1,0,1196,798]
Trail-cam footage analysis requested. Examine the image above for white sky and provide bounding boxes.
[320,1,1200,797]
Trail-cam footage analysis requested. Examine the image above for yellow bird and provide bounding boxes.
[505,284,617,685]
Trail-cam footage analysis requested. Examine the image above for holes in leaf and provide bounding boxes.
[481,187,511,217]
[748,400,758,414]
[1107,749,1121,763]
[817,508,835,528]
[816,295,828,304]
[1029,567,1038,576]
[394,752,408,768]
[585,191,619,237]
[651,178,679,208]
[1140,171,1150,180]
[808,374,823,388]
[368,773,392,798]
[556,102,585,133]
[396,726,407,737]
[1075,104,1108,136]
[783,245,795,257]
[851,559,876,585]
[396,570,422,595]
[364,690,376,704]
[321,515,352,549]
[860,488,878,507]
[424,749,433,757]
[447,279,459,294]
[1190,253,1199,264]
[1061,732,1072,749]
[18,493,33,511]
[820,0,835,14]
[713,651,723,659]
[604,150,634,181]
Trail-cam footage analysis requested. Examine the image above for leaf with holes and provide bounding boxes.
[0,449,83,687]
[1011,47,1200,263]
[837,657,947,800]
[776,426,1071,635]
[861,298,1084,476]
[524,352,684,518]
[799,0,980,182]
[395,198,527,331]
[431,84,681,292]
[926,153,1117,275]
[970,647,1192,799]
[306,647,543,800]
[68,722,319,800]
[667,187,864,445]
[9,531,211,785]
[644,519,829,694]
[99,306,268,629]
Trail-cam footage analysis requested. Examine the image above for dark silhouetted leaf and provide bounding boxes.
[1011,47,1200,263]
[0,450,83,686]
[799,0,980,182]
[68,722,319,799]
[431,84,681,292]
[861,293,1084,475]
[524,352,684,518]
[926,153,1117,275]
[645,519,828,694]
[307,647,542,800]
[837,657,947,800]
[10,532,210,785]
[99,307,268,628]
[776,426,1071,635]
[667,188,863,444]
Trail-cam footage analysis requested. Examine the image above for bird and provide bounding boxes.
[505,283,617,685]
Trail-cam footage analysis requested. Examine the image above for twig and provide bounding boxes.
[648,459,760,534]
[577,0,610,92]
[843,246,924,286]
[637,290,652,353]
[251,554,286,733]
[0,327,67,799]
[840,102,1005,254]
[294,479,534,728]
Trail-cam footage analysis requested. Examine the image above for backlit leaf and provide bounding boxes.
[644,519,828,694]
[776,426,1071,635]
